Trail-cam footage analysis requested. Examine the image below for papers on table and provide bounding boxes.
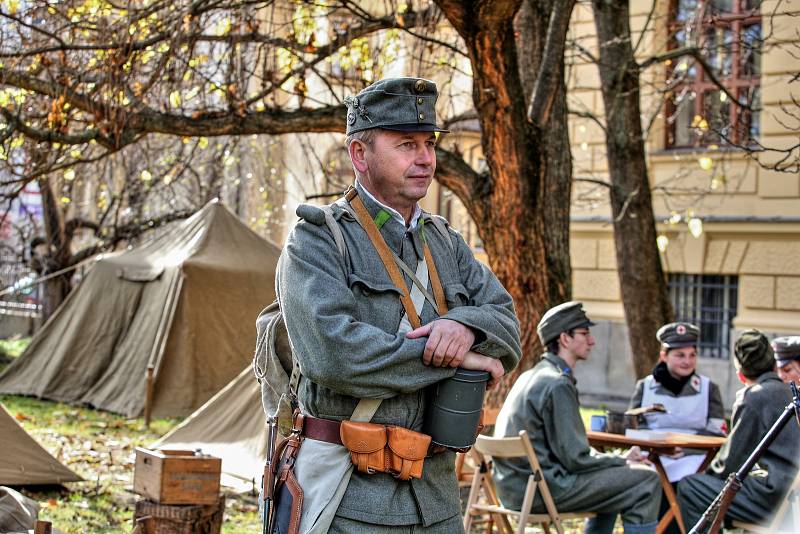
[623,429,710,482]
[659,454,706,482]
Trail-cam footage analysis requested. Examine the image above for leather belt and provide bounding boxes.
[301,414,343,446]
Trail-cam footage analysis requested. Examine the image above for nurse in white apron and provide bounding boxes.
[628,322,726,482]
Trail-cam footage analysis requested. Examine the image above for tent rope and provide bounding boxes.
[0,256,98,297]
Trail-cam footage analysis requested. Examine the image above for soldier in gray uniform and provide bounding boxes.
[276,77,522,533]
[493,301,661,534]
[773,336,800,385]
[677,330,800,531]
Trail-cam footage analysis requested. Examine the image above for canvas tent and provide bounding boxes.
[0,404,82,485]
[152,366,267,491]
[0,200,281,418]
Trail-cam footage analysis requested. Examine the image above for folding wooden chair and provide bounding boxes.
[732,468,800,534]
[463,430,595,534]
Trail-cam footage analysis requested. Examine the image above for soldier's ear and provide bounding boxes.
[558,331,570,349]
[348,139,370,174]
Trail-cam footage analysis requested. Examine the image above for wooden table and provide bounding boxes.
[587,431,726,534]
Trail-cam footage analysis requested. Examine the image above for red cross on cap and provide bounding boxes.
[676,324,686,335]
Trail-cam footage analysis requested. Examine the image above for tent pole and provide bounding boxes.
[144,365,154,427]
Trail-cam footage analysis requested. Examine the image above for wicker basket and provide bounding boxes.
[133,496,225,534]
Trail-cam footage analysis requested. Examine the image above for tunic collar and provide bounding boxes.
[755,371,782,386]
[355,180,422,230]
[542,352,576,384]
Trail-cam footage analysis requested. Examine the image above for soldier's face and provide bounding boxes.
[566,328,595,361]
[357,130,436,213]
[778,360,800,385]
[662,346,697,379]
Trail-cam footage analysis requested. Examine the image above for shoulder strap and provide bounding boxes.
[427,215,454,253]
[346,188,422,330]
[320,205,347,259]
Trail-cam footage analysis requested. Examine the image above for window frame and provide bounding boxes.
[665,0,762,149]
[668,273,739,359]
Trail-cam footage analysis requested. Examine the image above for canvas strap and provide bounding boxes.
[393,254,437,313]
[345,188,447,328]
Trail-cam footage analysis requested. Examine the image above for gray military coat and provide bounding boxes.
[708,372,800,509]
[276,183,521,526]
[492,353,625,510]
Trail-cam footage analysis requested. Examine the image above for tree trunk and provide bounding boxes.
[41,274,71,321]
[592,0,673,378]
[35,178,73,322]
[435,0,573,405]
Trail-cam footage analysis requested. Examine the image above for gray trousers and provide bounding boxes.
[677,473,772,532]
[328,514,463,533]
[536,466,661,532]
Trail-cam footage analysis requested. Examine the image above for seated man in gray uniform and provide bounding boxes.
[773,336,800,385]
[493,301,661,534]
[277,77,522,533]
[677,330,800,531]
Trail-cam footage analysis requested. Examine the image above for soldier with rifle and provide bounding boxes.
[677,330,800,531]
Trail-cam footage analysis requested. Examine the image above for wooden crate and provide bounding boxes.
[134,496,225,534]
[134,448,221,505]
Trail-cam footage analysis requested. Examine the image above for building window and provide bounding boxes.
[666,0,761,148]
[668,274,739,358]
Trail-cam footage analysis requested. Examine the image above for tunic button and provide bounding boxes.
[414,79,427,93]
[418,113,425,120]
[417,98,424,105]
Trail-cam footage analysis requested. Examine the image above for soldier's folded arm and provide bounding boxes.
[435,229,522,373]
[277,220,457,399]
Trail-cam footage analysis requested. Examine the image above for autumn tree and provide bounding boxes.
[0,0,572,376]
[7,0,755,393]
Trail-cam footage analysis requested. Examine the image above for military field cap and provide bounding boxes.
[537,301,596,346]
[734,329,775,377]
[772,336,800,367]
[657,322,700,349]
[344,77,449,135]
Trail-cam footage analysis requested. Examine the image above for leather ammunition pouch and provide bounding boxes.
[339,421,431,481]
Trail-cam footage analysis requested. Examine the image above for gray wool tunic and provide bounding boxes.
[708,372,800,506]
[492,353,626,510]
[276,184,521,527]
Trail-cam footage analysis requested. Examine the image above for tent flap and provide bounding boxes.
[117,266,164,282]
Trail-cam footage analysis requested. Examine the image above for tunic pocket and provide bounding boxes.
[347,272,403,327]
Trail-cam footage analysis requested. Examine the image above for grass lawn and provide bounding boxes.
[2,394,260,533]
